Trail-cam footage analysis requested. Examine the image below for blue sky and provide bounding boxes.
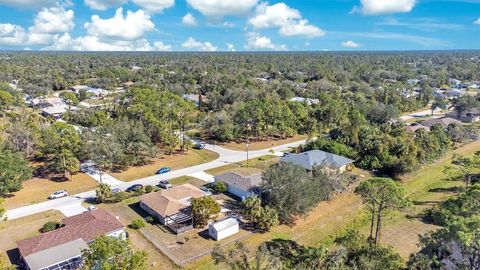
[0,0,478,51]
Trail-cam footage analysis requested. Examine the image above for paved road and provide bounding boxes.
[399,108,446,121]
[6,139,307,220]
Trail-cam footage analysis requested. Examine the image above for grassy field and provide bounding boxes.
[4,173,98,209]
[205,155,279,176]
[220,135,307,151]
[110,149,219,181]
[0,210,64,267]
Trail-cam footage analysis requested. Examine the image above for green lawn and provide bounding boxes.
[205,155,279,176]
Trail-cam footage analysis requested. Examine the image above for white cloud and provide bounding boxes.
[352,0,416,15]
[341,40,360,48]
[84,0,126,10]
[182,37,217,51]
[29,7,74,34]
[244,32,286,51]
[226,43,235,51]
[84,8,154,41]
[182,13,198,26]
[474,18,480,25]
[0,0,58,9]
[131,0,175,13]
[0,23,27,46]
[154,41,172,51]
[249,3,324,38]
[187,0,258,19]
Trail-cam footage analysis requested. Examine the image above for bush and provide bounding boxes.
[212,182,227,193]
[41,221,62,233]
[145,216,154,223]
[145,185,154,193]
[129,219,146,229]
[110,191,129,203]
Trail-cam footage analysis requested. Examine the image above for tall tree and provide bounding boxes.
[191,196,220,227]
[355,177,411,244]
[0,147,32,196]
[81,236,147,270]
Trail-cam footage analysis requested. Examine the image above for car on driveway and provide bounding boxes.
[48,190,68,199]
[158,180,173,189]
[111,188,122,194]
[193,143,205,150]
[156,167,171,174]
[200,186,212,196]
[126,184,143,193]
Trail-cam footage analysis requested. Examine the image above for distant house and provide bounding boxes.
[182,94,206,107]
[17,209,125,270]
[209,218,239,241]
[281,150,354,173]
[421,117,462,129]
[289,97,319,106]
[41,104,77,120]
[71,85,108,97]
[446,108,480,123]
[214,172,262,201]
[405,123,429,133]
[139,184,208,234]
[29,97,66,108]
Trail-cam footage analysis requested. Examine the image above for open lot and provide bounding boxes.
[219,134,308,151]
[110,149,219,181]
[4,173,98,209]
[0,210,64,267]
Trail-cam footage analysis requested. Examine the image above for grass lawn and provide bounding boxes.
[0,210,64,267]
[205,155,279,176]
[220,134,308,151]
[110,149,219,182]
[4,173,98,209]
[169,176,206,187]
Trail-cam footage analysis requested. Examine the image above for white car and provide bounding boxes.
[48,190,68,199]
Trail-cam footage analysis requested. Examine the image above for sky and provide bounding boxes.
[0,0,479,51]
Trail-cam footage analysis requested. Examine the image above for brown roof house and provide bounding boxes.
[214,172,263,201]
[139,183,208,234]
[445,108,480,123]
[17,209,125,270]
[404,123,430,133]
[421,117,462,129]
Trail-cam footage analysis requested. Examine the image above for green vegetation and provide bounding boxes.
[0,147,32,196]
[191,196,221,227]
[40,221,63,233]
[129,219,146,230]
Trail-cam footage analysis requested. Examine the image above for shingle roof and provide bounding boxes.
[405,124,429,133]
[281,150,354,170]
[214,172,262,192]
[421,117,462,128]
[140,184,207,217]
[17,209,123,258]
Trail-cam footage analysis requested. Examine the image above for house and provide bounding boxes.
[41,104,77,119]
[71,85,108,97]
[405,123,429,133]
[29,97,66,108]
[281,150,354,173]
[208,218,239,241]
[421,117,462,129]
[139,184,208,234]
[289,97,319,106]
[214,172,262,201]
[17,209,125,270]
[445,108,480,123]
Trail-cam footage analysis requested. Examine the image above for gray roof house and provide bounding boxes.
[281,150,354,172]
[214,172,263,201]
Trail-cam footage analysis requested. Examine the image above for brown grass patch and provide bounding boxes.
[220,134,307,151]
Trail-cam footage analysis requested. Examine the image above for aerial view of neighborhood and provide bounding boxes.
[0,0,479,269]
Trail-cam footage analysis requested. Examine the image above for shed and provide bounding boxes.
[209,218,239,241]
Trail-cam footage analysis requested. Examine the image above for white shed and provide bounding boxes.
[209,218,239,241]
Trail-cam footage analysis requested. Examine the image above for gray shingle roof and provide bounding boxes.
[281,150,354,170]
[214,172,262,192]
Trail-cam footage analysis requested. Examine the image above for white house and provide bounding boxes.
[209,218,239,241]
[214,172,262,201]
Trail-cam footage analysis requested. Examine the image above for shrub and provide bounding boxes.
[145,185,154,193]
[129,219,146,229]
[110,191,129,203]
[145,216,154,223]
[41,221,62,233]
[212,182,227,193]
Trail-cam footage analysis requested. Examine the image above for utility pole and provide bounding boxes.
[246,143,249,167]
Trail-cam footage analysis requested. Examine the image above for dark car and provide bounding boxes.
[126,184,143,192]
[156,167,171,174]
[192,143,205,150]
[158,180,173,189]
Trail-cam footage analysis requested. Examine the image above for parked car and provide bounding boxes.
[158,180,173,189]
[87,205,97,211]
[126,184,143,192]
[156,167,171,174]
[193,143,205,150]
[48,190,68,199]
[200,186,212,196]
[111,188,122,194]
